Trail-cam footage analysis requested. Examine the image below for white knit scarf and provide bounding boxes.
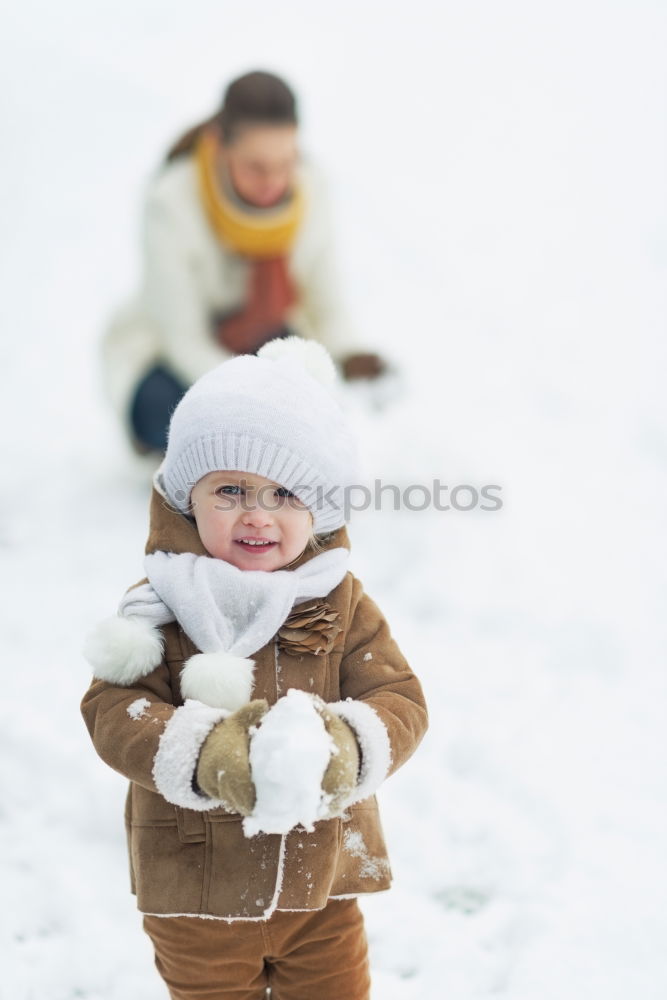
[83,540,349,711]
[121,547,350,659]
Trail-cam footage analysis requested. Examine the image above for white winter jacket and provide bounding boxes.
[102,157,358,423]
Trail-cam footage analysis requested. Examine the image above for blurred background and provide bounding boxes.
[2,1,666,997]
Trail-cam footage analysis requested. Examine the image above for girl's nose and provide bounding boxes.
[242,503,274,527]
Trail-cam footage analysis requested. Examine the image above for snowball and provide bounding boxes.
[243,690,333,837]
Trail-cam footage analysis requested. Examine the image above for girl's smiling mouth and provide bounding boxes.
[235,537,278,549]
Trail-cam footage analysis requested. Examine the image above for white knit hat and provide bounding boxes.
[161,338,358,533]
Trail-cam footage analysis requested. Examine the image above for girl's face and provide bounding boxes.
[190,470,312,572]
[220,124,298,208]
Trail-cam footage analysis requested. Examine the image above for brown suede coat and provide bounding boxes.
[81,490,428,919]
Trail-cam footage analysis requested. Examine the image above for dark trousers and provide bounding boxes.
[129,365,188,453]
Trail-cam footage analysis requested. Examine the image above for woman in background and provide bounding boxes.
[103,70,385,453]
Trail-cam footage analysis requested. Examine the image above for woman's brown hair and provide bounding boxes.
[165,71,298,162]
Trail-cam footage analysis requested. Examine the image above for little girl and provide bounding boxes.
[81,337,428,1000]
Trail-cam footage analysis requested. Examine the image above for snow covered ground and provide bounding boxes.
[2,1,666,997]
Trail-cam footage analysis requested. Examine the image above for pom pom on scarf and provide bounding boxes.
[83,616,164,685]
[180,652,256,711]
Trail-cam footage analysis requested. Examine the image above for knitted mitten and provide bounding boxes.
[318,705,360,817]
[196,699,269,814]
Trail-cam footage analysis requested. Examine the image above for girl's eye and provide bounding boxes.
[275,487,295,498]
[216,485,243,496]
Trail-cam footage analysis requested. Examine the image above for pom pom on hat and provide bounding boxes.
[256,336,337,387]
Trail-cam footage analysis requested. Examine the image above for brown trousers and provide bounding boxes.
[143,899,371,1000]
